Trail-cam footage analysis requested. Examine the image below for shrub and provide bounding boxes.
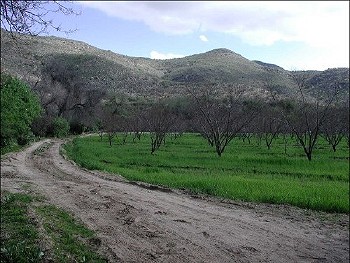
[0,74,42,147]
[69,121,86,135]
[31,116,52,137]
[52,117,70,138]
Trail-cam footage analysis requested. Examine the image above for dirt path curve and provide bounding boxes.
[1,139,349,263]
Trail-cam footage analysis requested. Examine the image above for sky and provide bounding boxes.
[42,1,349,71]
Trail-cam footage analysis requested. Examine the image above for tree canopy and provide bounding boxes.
[1,74,42,146]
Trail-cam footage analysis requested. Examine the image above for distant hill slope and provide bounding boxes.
[1,29,348,122]
[252,60,284,70]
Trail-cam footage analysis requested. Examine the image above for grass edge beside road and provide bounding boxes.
[63,133,349,213]
[0,191,107,263]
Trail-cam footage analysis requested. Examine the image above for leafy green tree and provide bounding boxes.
[1,74,42,146]
[52,117,70,138]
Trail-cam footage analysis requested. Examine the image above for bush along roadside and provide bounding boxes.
[1,74,43,155]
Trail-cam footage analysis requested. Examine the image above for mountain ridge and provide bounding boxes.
[1,29,348,124]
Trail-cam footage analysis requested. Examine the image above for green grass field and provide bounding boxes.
[64,133,349,213]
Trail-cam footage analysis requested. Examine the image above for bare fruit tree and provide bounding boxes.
[190,85,258,157]
[142,102,175,154]
[258,104,284,150]
[97,106,118,147]
[282,71,340,161]
[321,106,349,152]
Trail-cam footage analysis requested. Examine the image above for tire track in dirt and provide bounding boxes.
[1,139,349,262]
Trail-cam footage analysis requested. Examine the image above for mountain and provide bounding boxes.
[252,60,284,70]
[1,29,348,124]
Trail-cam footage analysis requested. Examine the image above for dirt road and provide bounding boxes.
[1,139,349,262]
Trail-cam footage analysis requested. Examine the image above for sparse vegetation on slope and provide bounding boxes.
[1,29,348,140]
[2,29,348,104]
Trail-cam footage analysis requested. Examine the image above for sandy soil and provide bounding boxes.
[1,139,349,263]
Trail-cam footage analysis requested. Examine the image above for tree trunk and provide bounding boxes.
[332,144,337,152]
[306,151,312,161]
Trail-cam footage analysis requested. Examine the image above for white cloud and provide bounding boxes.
[79,1,349,68]
[150,51,185,60]
[199,35,208,42]
[79,1,348,46]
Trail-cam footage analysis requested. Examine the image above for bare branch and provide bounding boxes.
[1,0,80,36]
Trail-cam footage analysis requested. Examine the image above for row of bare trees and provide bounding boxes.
[280,72,348,161]
[95,85,348,161]
[96,100,178,154]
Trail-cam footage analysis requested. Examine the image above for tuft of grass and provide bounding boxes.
[1,191,107,263]
[64,133,349,213]
[0,192,43,263]
[1,144,23,156]
[35,205,107,263]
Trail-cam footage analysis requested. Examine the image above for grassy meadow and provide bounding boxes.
[63,133,349,213]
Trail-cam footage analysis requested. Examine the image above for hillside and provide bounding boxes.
[0,30,293,95]
[1,29,348,124]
